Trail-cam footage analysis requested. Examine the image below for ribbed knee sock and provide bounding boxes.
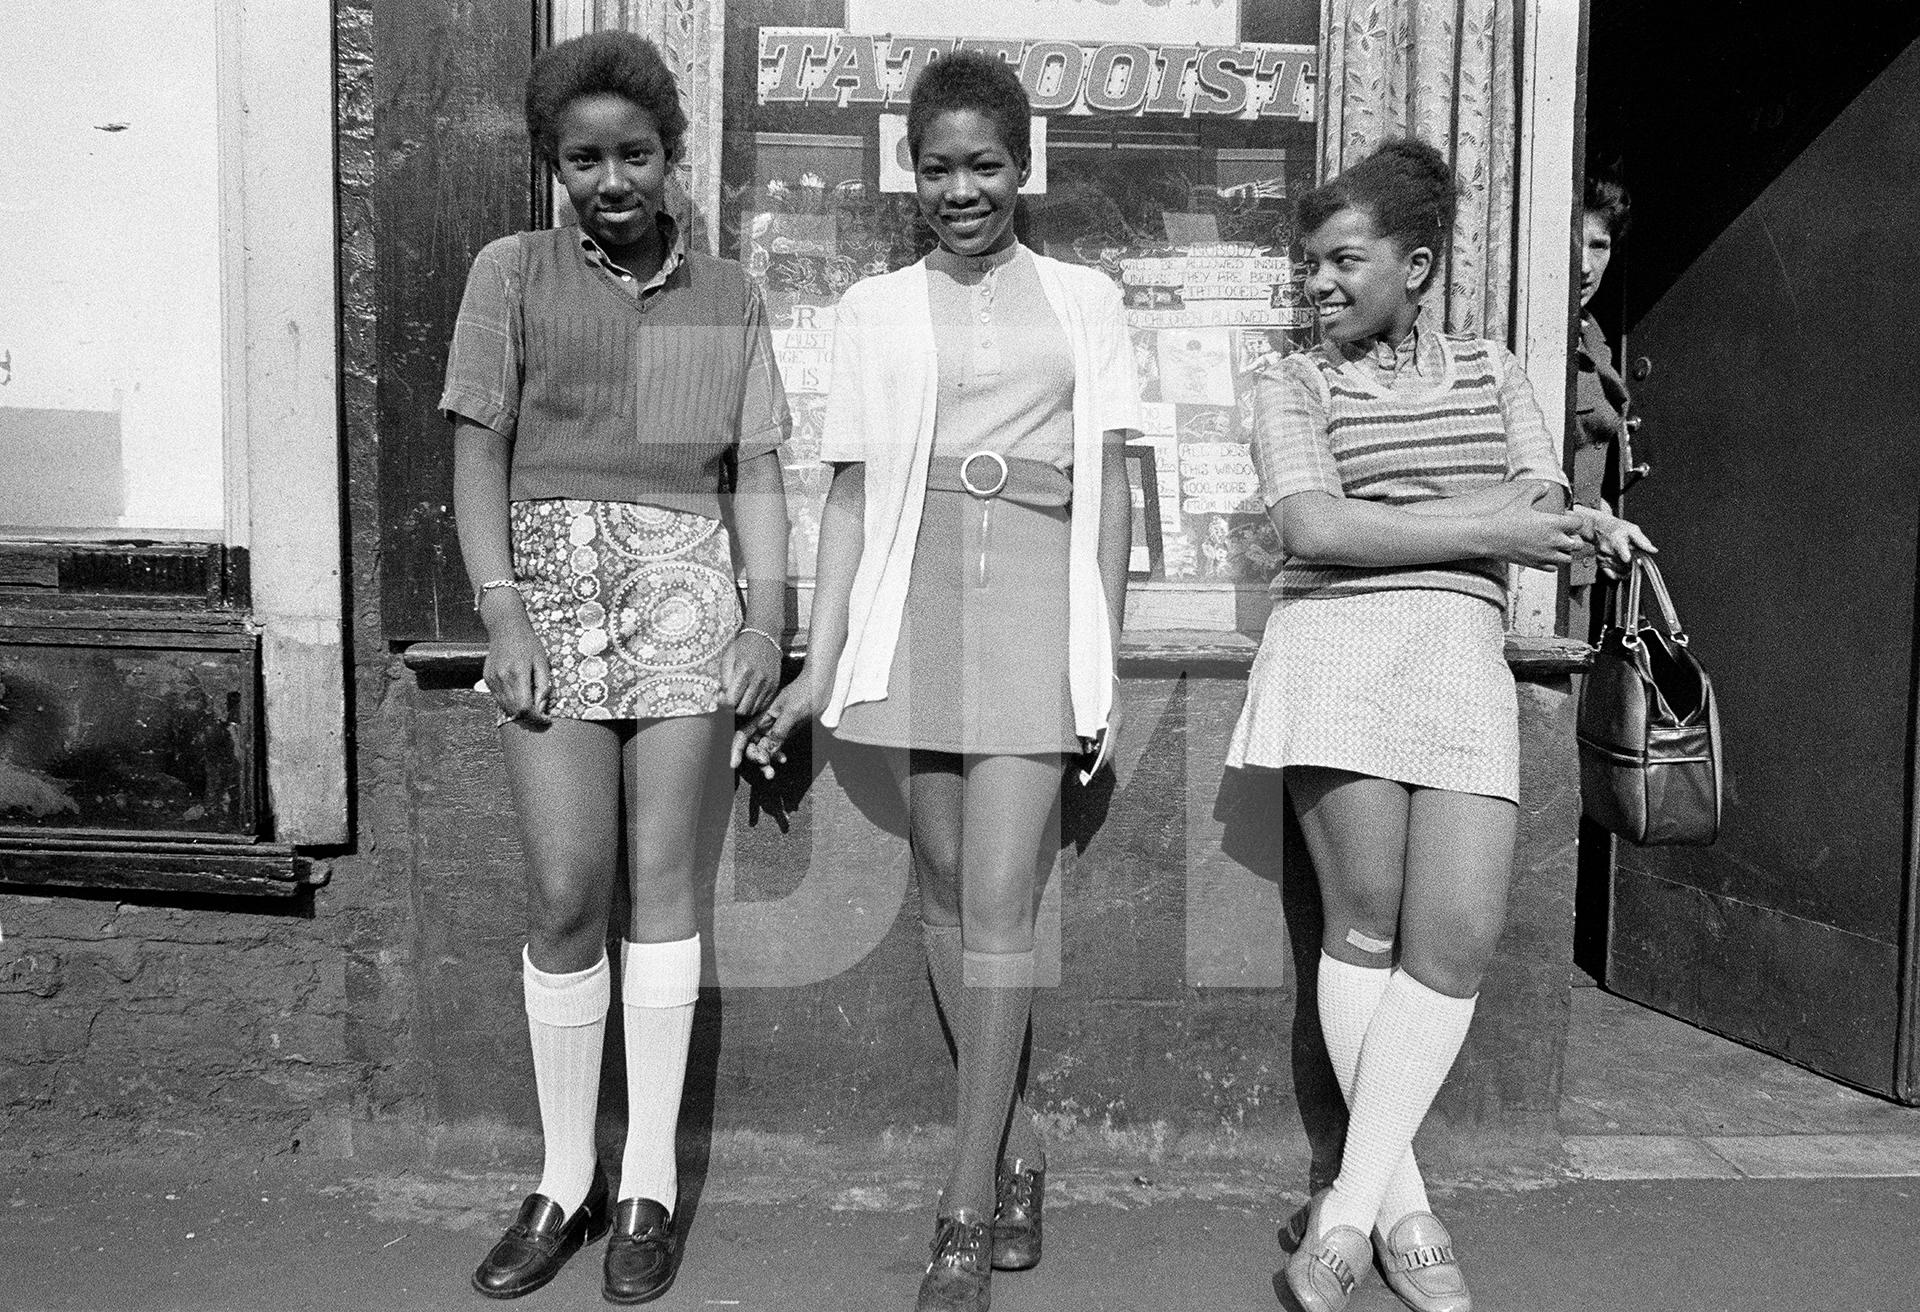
[945,948,1036,1218]
[1319,970,1476,1237]
[922,922,1046,1166]
[523,948,610,1218]
[617,936,701,1210]
[1317,953,1432,1233]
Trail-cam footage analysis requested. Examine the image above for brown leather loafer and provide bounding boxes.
[602,1197,677,1305]
[1282,1190,1372,1312]
[916,1209,994,1312]
[991,1157,1044,1271]
[1374,1211,1471,1312]
[472,1167,611,1299]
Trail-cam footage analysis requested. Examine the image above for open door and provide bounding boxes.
[1596,35,1920,1101]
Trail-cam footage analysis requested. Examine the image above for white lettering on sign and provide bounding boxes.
[768,328,829,395]
[759,28,1316,122]
[1123,257,1293,285]
[1130,305,1317,329]
[772,328,834,395]
[1179,441,1262,513]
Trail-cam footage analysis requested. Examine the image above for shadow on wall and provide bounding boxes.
[1218,766,1341,1188]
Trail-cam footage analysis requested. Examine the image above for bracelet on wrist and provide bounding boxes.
[736,626,784,657]
[474,578,521,612]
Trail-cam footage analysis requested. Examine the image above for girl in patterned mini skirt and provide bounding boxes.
[1230,139,1649,1312]
[443,31,791,1306]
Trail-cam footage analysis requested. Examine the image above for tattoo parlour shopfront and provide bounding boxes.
[0,0,1597,1173]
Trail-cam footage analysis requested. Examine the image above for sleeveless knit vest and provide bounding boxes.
[1276,335,1515,609]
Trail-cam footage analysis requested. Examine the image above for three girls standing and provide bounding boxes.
[451,30,1640,1312]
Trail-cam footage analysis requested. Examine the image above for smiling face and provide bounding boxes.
[554,93,670,263]
[914,109,1028,258]
[1580,210,1614,309]
[1300,206,1430,345]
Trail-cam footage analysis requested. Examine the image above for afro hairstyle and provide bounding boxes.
[525,30,687,164]
[905,49,1032,171]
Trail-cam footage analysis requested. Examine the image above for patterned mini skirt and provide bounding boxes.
[509,498,741,721]
[1226,588,1519,802]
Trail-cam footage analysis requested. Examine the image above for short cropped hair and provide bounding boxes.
[1584,168,1633,241]
[525,31,687,164]
[906,49,1032,170]
[1296,138,1460,294]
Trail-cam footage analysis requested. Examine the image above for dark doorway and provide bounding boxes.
[1578,3,1920,1100]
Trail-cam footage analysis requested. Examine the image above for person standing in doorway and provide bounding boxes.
[738,50,1138,1312]
[1569,167,1637,638]
[1229,139,1646,1312]
[444,30,790,1304]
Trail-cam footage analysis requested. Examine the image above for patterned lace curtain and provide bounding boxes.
[556,0,726,255]
[1317,0,1519,342]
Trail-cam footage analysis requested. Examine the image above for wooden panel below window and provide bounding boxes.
[0,629,260,841]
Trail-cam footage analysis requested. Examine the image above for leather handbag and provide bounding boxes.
[1576,557,1722,845]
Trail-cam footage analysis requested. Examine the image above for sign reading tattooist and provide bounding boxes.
[758,29,1316,121]
[847,0,1241,44]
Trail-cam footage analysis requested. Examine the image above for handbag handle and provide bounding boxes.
[1614,556,1689,647]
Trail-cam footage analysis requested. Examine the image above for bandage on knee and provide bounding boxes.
[1345,927,1395,955]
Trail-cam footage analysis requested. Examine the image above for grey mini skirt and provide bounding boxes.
[834,456,1078,756]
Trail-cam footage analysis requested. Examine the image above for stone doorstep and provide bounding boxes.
[1564,1132,1920,1181]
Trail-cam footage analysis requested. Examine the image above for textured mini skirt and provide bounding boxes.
[1226,588,1518,801]
[833,458,1078,756]
[509,498,741,721]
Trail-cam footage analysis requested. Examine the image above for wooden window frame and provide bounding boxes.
[0,1,343,895]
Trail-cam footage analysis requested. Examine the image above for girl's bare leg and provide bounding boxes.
[1398,788,1517,999]
[940,753,1060,1219]
[615,711,731,1211]
[1287,766,1433,1233]
[1316,784,1516,1240]
[500,717,624,1216]
[889,751,1049,1178]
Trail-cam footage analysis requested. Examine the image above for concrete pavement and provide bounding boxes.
[5,1159,1920,1312]
[7,987,1920,1312]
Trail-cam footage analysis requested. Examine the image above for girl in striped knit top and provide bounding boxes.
[1229,140,1648,1312]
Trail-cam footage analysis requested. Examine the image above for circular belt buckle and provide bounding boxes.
[960,450,1009,499]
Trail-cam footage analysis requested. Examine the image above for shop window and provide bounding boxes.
[726,1,1320,628]
[0,1,343,892]
[0,3,227,540]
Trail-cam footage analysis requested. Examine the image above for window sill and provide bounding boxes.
[0,837,321,899]
[402,631,1591,681]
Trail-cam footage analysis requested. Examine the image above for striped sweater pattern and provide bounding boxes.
[1277,335,1514,608]
[440,227,789,521]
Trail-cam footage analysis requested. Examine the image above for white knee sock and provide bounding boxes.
[523,948,610,1217]
[1320,969,1476,1237]
[617,936,701,1210]
[1317,954,1433,1233]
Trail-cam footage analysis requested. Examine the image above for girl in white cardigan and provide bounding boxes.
[739,51,1137,1312]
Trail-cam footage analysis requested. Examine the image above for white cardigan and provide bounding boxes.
[816,247,1142,739]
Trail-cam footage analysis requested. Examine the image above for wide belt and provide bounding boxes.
[924,452,1071,588]
[925,453,1072,508]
